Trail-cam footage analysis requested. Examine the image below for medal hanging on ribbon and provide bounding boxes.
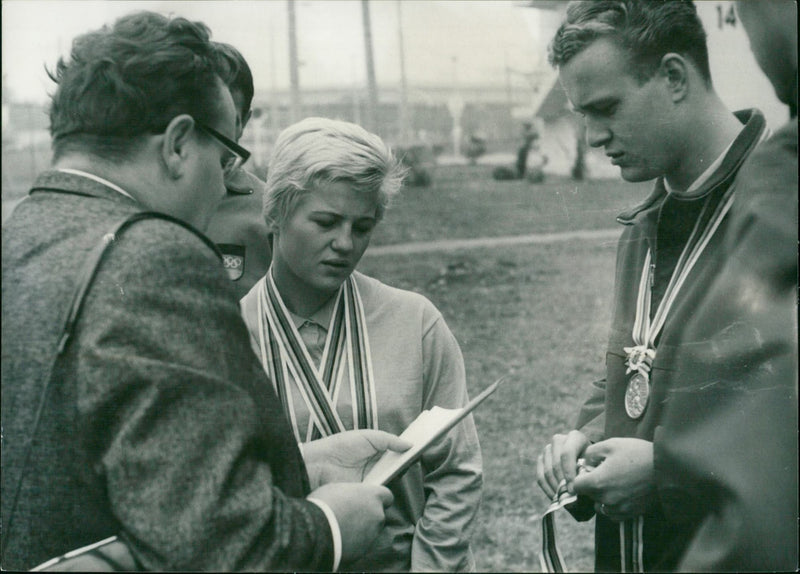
[624,370,651,420]
[624,249,657,420]
[624,187,736,419]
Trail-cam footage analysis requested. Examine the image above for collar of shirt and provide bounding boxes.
[664,137,735,197]
[56,168,137,201]
[287,293,337,333]
[286,294,338,366]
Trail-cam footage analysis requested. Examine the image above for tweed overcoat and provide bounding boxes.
[1,171,334,571]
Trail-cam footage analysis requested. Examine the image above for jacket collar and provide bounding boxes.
[29,169,140,207]
[616,109,767,225]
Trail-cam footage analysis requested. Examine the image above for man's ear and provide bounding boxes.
[161,114,196,179]
[659,53,689,102]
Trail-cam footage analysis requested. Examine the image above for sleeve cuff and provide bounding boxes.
[307,497,342,571]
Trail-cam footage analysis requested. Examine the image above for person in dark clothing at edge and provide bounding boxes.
[534,1,769,571]
[655,1,798,570]
[1,11,407,571]
[206,42,273,299]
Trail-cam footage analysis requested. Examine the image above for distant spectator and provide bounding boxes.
[492,121,546,182]
[465,131,487,165]
[516,121,539,178]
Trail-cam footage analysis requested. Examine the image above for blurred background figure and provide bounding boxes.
[491,120,547,182]
[518,120,547,182]
[516,121,538,178]
[240,117,483,572]
[464,130,488,165]
[394,142,436,188]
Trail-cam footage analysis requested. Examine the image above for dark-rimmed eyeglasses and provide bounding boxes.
[195,122,251,176]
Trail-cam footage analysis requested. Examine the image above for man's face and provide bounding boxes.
[271,180,379,301]
[559,38,677,183]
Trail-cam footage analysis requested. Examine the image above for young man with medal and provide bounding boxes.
[654,2,798,570]
[240,117,483,572]
[534,1,770,571]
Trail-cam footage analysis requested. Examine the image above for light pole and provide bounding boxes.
[361,0,378,133]
[287,0,302,123]
[396,0,409,143]
[448,56,463,158]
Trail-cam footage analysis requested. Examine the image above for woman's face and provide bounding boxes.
[272,180,379,300]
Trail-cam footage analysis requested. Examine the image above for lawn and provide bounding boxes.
[359,168,653,572]
[369,164,648,246]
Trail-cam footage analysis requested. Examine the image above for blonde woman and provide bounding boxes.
[241,118,482,572]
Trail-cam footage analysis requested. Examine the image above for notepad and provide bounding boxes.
[362,377,505,485]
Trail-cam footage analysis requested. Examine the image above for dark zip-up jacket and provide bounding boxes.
[573,110,768,572]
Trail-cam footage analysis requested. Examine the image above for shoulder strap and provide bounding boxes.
[2,211,216,563]
[57,212,219,352]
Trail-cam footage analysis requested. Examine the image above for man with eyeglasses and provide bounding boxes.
[206,42,274,299]
[1,11,400,571]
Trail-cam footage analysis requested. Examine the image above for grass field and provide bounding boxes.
[359,166,652,572]
[368,164,645,246]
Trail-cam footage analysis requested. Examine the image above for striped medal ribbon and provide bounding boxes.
[539,480,578,572]
[255,270,378,443]
[618,183,737,572]
[624,184,737,420]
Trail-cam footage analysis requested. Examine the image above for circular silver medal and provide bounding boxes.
[625,370,650,419]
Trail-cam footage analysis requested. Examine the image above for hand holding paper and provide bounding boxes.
[363,377,505,485]
[302,429,412,488]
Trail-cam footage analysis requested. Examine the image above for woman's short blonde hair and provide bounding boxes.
[263,117,406,231]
